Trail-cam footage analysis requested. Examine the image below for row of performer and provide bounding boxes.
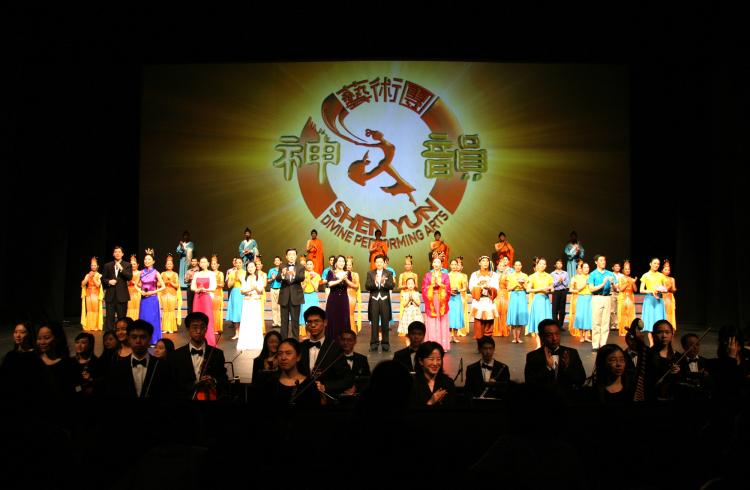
[80,245,677,353]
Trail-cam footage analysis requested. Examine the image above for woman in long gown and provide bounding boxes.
[572,262,592,343]
[506,260,529,344]
[300,259,321,336]
[210,255,225,334]
[137,251,165,344]
[640,257,668,347]
[306,229,325,276]
[226,257,245,340]
[493,255,512,337]
[448,259,467,343]
[564,231,585,280]
[398,277,423,337]
[160,255,180,334]
[526,257,554,348]
[126,255,140,320]
[423,257,451,352]
[617,260,637,336]
[457,257,471,338]
[661,260,677,330]
[80,257,103,331]
[191,256,218,347]
[346,257,362,333]
[237,260,266,352]
[325,255,355,340]
[568,261,583,337]
[469,256,499,349]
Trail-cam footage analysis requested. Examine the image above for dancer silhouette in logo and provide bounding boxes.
[348,129,416,205]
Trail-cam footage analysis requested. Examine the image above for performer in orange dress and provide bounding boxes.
[662,260,677,330]
[305,229,325,276]
[456,257,471,337]
[346,256,362,333]
[568,261,584,338]
[80,257,103,331]
[617,260,637,336]
[211,254,225,333]
[493,255,513,337]
[368,229,389,270]
[428,231,450,270]
[160,254,181,333]
[493,231,515,268]
[448,259,467,343]
[126,254,140,320]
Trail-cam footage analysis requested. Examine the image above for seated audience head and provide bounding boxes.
[74,332,95,359]
[154,338,175,359]
[339,329,357,354]
[303,306,326,340]
[407,321,426,349]
[36,324,69,360]
[478,336,495,363]
[538,319,562,349]
[13,322,35,351]
[416,341,445,377]
[185,312,209,346]
[127,320,154,357]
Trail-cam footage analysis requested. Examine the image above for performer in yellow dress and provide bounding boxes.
[211,254,225,333]
[159,254,181,333]
[568,261,583,337]
[571,263,592,343]
[126,254,140,320]
[457,257,471,337]
[525,258,554,348]
[448,259,468,343]
[346,256,362,333]
[640,258,669,347]
[662,260,677,330]
[80,257,103,331]
[617,260,637,336]
[493,255,512,337]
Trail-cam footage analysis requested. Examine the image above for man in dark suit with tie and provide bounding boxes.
[339,329,371,394]
[298,306,353,397]
[524,319,586,395]
[277,248,306,339]
[101,245,133,330]
[466,336,509,399]
[393,321,425,373]
[365,254,394,352]
[171,312,229,400]
[105,320,171,399]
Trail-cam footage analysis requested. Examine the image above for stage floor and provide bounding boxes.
[0,319,714,386]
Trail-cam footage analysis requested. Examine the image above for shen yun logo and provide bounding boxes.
[273,76,488,251]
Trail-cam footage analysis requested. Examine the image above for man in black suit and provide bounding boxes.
[365,254,394,352]
[105,320,171,399]
[466,336,509,399]
[393,321,425,373]
[101,245,132,330]
[278,248,306,339]
[171,312,229,400]
[339,329,371,394]
[524,319,586,394]
[298,306,353,396]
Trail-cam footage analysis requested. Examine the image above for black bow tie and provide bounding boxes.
[688,358,699,364]
[481,363,493,370]
[132,358,147,368]
[345,355,355,360]
[309,341,322,349]
[191,348,203,356]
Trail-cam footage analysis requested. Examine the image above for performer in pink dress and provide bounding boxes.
[422,257,451,352]
[191,256,218,347]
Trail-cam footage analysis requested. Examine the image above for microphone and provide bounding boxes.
[453,358,464,382]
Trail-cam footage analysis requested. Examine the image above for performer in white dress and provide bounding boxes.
[237,261,266,352]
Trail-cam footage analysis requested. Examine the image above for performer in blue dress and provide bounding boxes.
[239,227,258,267]
[506,260,529,343]
[564,230,585,280]
[137,250,165,345]
[175,230,194,289]
[640,257,668,347]
[226,257,245,339]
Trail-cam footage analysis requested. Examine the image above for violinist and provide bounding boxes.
[645,320,681,401]
[298,306,353,397]
[265,338,320,409]
[172,312,229,400]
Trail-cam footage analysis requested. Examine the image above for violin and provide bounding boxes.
[193,333,222,401]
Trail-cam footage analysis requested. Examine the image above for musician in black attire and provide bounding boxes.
[171,312,229,400]
[677,332,712,399]
[589,344,634,405]
[298,306,353,396]
[707,325,750,400]
[264,338,320,409]
[466,336,509,399]
[252,330,282,385]
[71,332,100,397]
[393,321,425,373]
[524,319,586,395]
[34,324,77,403]
[339,329,371,394]
[410,341,455,408]
[0,322,38,402]
[645,320,681,401]
[105,320,171,399]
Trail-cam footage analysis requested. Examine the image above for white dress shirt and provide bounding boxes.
[309,336,324,372]
[131,353,149,397]
[372,270,388,300]
[190,342,206,380]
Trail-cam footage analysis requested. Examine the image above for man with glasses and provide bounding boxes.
[171,312,229,400]
[299,306,353,397]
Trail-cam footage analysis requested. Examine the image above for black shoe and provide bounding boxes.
[382,344,390,352]
[369,344,379,352]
